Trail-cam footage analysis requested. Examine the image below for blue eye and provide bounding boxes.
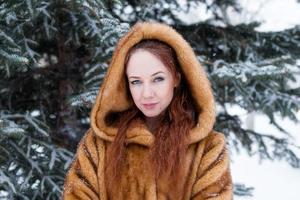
[154,77,165,82]
[129,77,164,85]
[130,80,141,85]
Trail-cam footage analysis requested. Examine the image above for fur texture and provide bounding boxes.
[62,21,233,199]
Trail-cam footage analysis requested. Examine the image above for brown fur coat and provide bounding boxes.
[62,22,233,200]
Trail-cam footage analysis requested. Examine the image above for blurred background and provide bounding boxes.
[0,0,299,199]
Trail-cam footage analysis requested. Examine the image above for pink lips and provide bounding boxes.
[143,103,158,109]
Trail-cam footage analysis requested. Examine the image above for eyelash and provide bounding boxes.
[130,77,165,85]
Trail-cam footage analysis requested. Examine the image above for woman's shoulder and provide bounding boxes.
[201,130,227,153]
[76,128,106,152]
[206,130,226,142]
[81,128,105,140]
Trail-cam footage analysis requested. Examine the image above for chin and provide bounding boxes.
[141,110,161,118]
[143,113,159,117]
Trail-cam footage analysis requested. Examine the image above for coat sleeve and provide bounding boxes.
[191,132,233,200]
[62,129,102,200]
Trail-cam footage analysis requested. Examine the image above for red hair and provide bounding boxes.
[105,39,198,194]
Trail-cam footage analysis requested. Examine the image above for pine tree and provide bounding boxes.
[0,0,127,199]
[0,0,299,199]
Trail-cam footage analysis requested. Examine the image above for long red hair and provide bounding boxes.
[105,39,198,193]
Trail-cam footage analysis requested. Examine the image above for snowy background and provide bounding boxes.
[230,106,300,200]
[0,0,299,199]
[178,0,300,199]
[229,1,300,199]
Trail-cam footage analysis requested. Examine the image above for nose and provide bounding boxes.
[142,84,154,99]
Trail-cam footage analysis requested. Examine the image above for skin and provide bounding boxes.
[126,49,180,132]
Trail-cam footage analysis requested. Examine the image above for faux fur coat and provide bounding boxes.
[62,21,233,200]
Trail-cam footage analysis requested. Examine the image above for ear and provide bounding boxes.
[175,73,181,87]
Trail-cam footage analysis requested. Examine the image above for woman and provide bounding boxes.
[63,22,233,200]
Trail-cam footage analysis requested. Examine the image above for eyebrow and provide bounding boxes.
[128,71,165,79]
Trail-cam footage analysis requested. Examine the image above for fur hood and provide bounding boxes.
[90,21,216,146]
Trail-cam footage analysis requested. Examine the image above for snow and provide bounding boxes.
[176,0,300,32]
[234,0,300,32]
[228,105,300,200]
[174,1,213,24]
[232,150,300,200]
[30,110,40,117]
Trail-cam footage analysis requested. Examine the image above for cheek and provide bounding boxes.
[129,86,140,101]
[157,83,174,99]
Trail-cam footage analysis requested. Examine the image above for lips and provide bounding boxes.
[143,103,158,109]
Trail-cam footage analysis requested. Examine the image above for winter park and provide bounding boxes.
[0,0,300,199]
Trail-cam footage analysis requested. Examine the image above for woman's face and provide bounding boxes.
[126,49,178,118]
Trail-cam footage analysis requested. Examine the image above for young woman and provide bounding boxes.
[63,22,233,200]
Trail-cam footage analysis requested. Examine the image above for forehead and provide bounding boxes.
[126,50,170,76]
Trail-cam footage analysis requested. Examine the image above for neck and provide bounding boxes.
[145,111,166,133]
[145,117,159,133]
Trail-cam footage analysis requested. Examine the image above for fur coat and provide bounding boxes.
[62,21,233,200]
